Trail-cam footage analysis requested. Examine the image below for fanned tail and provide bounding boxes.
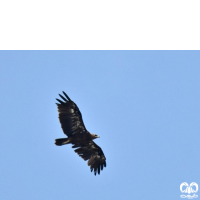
[55,138,70,146]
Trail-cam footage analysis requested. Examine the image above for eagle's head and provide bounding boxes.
[90,134,100,140]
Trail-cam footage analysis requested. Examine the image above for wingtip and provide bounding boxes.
[62,91,72,101]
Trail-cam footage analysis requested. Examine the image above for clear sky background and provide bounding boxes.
[1,51,200,200]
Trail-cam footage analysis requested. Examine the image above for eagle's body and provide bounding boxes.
[55,91,106,175]
[55,132,98,145]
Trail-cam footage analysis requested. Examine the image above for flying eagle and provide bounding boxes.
[55,91,106,175]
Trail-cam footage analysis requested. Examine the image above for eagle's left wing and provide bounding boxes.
[73,141,106,175]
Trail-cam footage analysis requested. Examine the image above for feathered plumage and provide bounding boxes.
[55,91,106,175]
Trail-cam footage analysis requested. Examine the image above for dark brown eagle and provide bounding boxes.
[55,91,106,175]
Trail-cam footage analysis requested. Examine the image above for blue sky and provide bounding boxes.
[1,51,200,200]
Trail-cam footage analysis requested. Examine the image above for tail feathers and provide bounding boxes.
[55,138,70,146]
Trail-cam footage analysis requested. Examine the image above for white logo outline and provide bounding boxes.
[180,182,198,199]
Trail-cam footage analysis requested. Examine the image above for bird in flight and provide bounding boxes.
[55,91,106,175]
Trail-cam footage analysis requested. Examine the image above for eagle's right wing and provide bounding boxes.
[56,91,87,137]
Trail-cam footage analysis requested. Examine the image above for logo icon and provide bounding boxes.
[180,182,198,199]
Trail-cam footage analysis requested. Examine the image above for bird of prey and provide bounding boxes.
[55,91,106,175]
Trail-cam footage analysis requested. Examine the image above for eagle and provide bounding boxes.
[55,91,106,175]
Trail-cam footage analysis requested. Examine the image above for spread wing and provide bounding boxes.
[73,141,106,175]
[56,91,87,137]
